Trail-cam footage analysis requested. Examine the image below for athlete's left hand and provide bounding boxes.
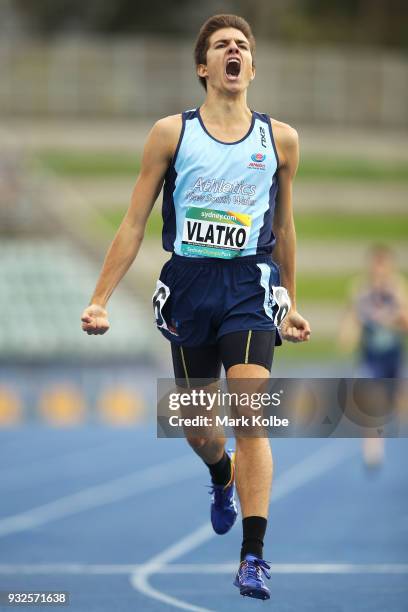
[280,310,311,343]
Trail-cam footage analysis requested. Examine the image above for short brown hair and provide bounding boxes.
[194,14,256,90]
[370,244,393,260]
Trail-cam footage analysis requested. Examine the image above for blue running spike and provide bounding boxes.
[209,450,238,535]
[233,554,271,600]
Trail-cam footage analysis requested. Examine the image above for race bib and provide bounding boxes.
[181,207,252,259]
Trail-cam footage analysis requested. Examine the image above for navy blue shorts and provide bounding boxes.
[360,348,403,379]
[152,253,284,348]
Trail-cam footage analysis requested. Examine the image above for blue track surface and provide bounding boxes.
[0,426,407,611]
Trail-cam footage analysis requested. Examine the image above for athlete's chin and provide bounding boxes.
[221,80,248,94]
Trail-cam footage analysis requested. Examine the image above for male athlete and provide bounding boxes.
[81,14,311,600]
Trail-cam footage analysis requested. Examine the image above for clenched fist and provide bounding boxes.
[81,304,110,335]
[280,310,311,343]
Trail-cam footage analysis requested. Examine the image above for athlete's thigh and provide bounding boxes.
[171,342,222,387]
[170,343,225,441]
[218,329,276,377]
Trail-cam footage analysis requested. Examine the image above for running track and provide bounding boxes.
[0,426,407,611]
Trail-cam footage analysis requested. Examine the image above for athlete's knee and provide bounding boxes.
[186,436,208,451]
[236,436,271,448]
[186,436,226,455]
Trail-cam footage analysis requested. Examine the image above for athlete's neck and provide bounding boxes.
[200,91,252,129]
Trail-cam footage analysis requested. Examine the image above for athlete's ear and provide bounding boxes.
[250,65,256,81]
[197,64,208,79]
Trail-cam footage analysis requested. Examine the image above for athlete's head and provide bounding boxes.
[194,14,255,93]
[368,244,395,284]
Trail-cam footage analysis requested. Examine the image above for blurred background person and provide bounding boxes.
[339,244,408,466]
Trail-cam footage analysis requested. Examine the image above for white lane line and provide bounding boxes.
[0,454,201,538]
[132,524,216,612]
[130,441,356,612]
[159,563,408,575]
[1,563,407,575]
[271,440,354,502]
[267,564,408,574]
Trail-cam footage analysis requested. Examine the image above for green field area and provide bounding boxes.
[297,275,357,302]
[278,337,348,362]
[298,157,408,182]
[36,151,141,177]
[295,213,408,241]
[36,150,408,181]
[278,334,408,363]
[94,207,408,242]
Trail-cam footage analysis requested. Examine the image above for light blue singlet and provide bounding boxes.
[162,108,279,259]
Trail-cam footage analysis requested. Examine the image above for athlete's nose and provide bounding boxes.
[226,40,240,55]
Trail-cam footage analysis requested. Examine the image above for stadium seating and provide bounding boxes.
[0,239,154,362]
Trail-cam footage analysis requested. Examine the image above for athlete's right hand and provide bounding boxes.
[81,304,110,335]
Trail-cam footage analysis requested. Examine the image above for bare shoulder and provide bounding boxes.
[144,114,182,162]
[270,119,298,172]
[152,114,182,143]
[270,118,299,150]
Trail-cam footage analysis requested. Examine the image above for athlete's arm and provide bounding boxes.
[338,278,363,352]
[368,277,408,332]
[394,277,408,332]
[81,115,181,335]
[272,121,311,343]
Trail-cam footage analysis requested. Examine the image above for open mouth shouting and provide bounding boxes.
[225,57,241,81]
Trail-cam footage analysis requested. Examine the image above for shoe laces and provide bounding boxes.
[207,484,229,508]
[241,558,271,581]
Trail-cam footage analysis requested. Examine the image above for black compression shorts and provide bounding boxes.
[171,329,276,387]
